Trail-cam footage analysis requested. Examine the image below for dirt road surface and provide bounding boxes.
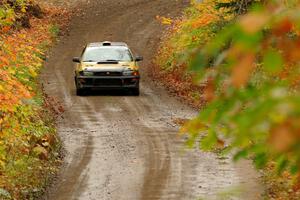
[42,0,263,199]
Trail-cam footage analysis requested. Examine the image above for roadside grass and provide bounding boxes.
[49,24,60,38]
[0,4,69,199]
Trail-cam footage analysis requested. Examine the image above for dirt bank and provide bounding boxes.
[41,0,263,199]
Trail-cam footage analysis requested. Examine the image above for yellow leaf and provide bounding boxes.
[0,84,4,92]
[156,16,173,25]
[21,7,27,13]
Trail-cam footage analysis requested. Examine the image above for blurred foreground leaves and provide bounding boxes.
[183,0,300,179]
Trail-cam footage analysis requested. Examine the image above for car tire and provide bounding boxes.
[76,88,86,96]
[131,87,140,96]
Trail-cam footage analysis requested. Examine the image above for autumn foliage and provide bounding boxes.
[153,0,234,108]
[0,2,68,198]
[156,0,300,198]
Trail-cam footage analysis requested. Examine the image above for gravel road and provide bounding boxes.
[42,0,263,199]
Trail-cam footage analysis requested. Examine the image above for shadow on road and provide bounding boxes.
[78,89,136,96]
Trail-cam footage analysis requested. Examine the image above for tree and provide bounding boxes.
[216,0,263,15]
[0,0,42,29]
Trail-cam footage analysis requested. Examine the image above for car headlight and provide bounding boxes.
[82,71,94,76]
[123,70,133,76]
[123,70,139,76]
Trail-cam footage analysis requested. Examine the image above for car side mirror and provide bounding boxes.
[72,57,81,63]
[135,56,143,62]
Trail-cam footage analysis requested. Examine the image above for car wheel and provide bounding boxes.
[131,87,140,96]
[76,88,86,96]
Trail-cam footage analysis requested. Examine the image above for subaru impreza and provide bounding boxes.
[73,41,142,96]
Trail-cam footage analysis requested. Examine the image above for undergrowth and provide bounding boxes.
[0,3,69,199]
[153,0,233,108]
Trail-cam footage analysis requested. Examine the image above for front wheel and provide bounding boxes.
[76,88,86,96]
[131,87,140,96]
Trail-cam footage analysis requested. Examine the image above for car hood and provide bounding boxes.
[78,62,138,72]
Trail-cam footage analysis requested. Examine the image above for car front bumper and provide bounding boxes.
[75,75,140,89]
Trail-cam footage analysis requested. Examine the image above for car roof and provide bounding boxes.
[87,41,128,48]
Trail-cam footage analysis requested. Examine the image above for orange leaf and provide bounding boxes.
[204,78,215,102]
[231,53,255,87]
[239,13,269,34]
[0,56,9,66]
[269,123,296,152]
[273,18,293,36]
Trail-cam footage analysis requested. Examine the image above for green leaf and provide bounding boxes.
[189,51,207,72]
[234,28,263,50]
[290,164,299,175]
[186,132,198,149]
[254,153,267,169]
[263,50,283,73]
[200,129,218,150]
[233,149,248,161]
[275,156,288,175]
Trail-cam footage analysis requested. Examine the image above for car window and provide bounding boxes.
[82,47,133,62]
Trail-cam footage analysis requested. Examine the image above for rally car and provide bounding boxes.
[73,41,142,96]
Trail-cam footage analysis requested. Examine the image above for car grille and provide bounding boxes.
[93,71,122,76]
[94,79,123,86]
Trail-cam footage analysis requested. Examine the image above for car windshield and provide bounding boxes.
[82,47,133,62]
